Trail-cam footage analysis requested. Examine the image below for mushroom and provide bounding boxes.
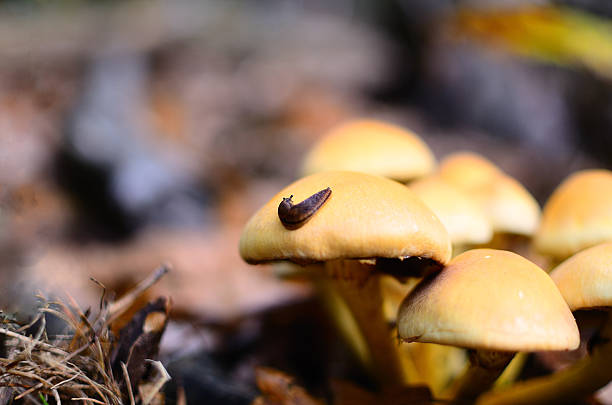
[240,170,451,387]
[438,152,502,190]
[478,242,612,405]
[478,175,541,240]
[384,176,493,324]
[435,154,543,389]
[409,176,493,251]
[398,176,493,394]
[438,152,541,255]
[439,152,540,238]
[298,119,438,381]
[300,119,436,182]
[534,169,612,263]
[397,249,579,401]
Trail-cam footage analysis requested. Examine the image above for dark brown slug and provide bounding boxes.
[278,187,332,230]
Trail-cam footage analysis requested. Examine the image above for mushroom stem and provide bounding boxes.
[476,312,612,405]
[283,263,372,370]
[325,259,419,388]
[494,352,529,389]
[405,342,468,397]
[445,349,514,402]
[314,277,370,369]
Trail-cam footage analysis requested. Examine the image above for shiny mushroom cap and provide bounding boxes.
[535,170,612,260]
[476,176,541,236]
[438,152,502,190]
[398,249,579,352]
[439,152,540,236]
[239,170,451,266]
[409,176,493,245]
[550,242,612,311]
[301,120,435,182]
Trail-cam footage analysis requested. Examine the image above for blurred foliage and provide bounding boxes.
[453,5,612,80]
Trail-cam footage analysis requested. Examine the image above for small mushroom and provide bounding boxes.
[437,151,502,191]
[534,169,612,262]
[300,119,436,182]
[478,242,612,405]
[299,120,439,383]
[410,176,493,249]
[240,170,451,388]
[439,152,541,240]
[397,249,579,402]
[396,176,495,394]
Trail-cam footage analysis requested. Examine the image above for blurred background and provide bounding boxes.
[2,0,612,403]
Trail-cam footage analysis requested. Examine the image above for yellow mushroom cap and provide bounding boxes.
[300,120,435,182]
[398,249,579,352]
[550,242,612,311]
[439,152,540,236]
[475,176,541,236]
[239,171,451,265]
[438,152,502,190]
[535,170,612,260]
[409,176,493,245]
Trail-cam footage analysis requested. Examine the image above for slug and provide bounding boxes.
[278,187,332,230]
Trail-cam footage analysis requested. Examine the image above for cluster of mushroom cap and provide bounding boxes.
[464,168,612,404]
[398,248,579,400]
[437,152,541,240]
[478,241,612,405]
[301,120,541,249]
[240,170,452,386]
[238,168,580,401]
[239,118,585,402]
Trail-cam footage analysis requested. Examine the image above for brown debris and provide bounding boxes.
[0,266,172,404]
[331,380,432,405]
[253,367,325,405]
[111,297,171,398]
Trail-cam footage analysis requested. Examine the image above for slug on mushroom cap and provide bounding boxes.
[240,170,451,388]
[240,170,451,266]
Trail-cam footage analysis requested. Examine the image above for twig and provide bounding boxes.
[7,370,49,387]
[50,372,82,390]
[0,328,67,356]
[60,342,91,365]
[13,382,43,400]
[1,265,170,405]
[62,293,97,340]
[15,313,42,334]
[89,278,107,313]
[121,362,135,405]
[52,388,61,405]
[107,264,170,324]
[71,398,106,404]
[33,314,46,342]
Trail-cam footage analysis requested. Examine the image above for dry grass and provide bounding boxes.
[0,265,170,404]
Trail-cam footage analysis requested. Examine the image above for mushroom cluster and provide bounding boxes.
[240,170,451,387]
[239,118,612,403]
